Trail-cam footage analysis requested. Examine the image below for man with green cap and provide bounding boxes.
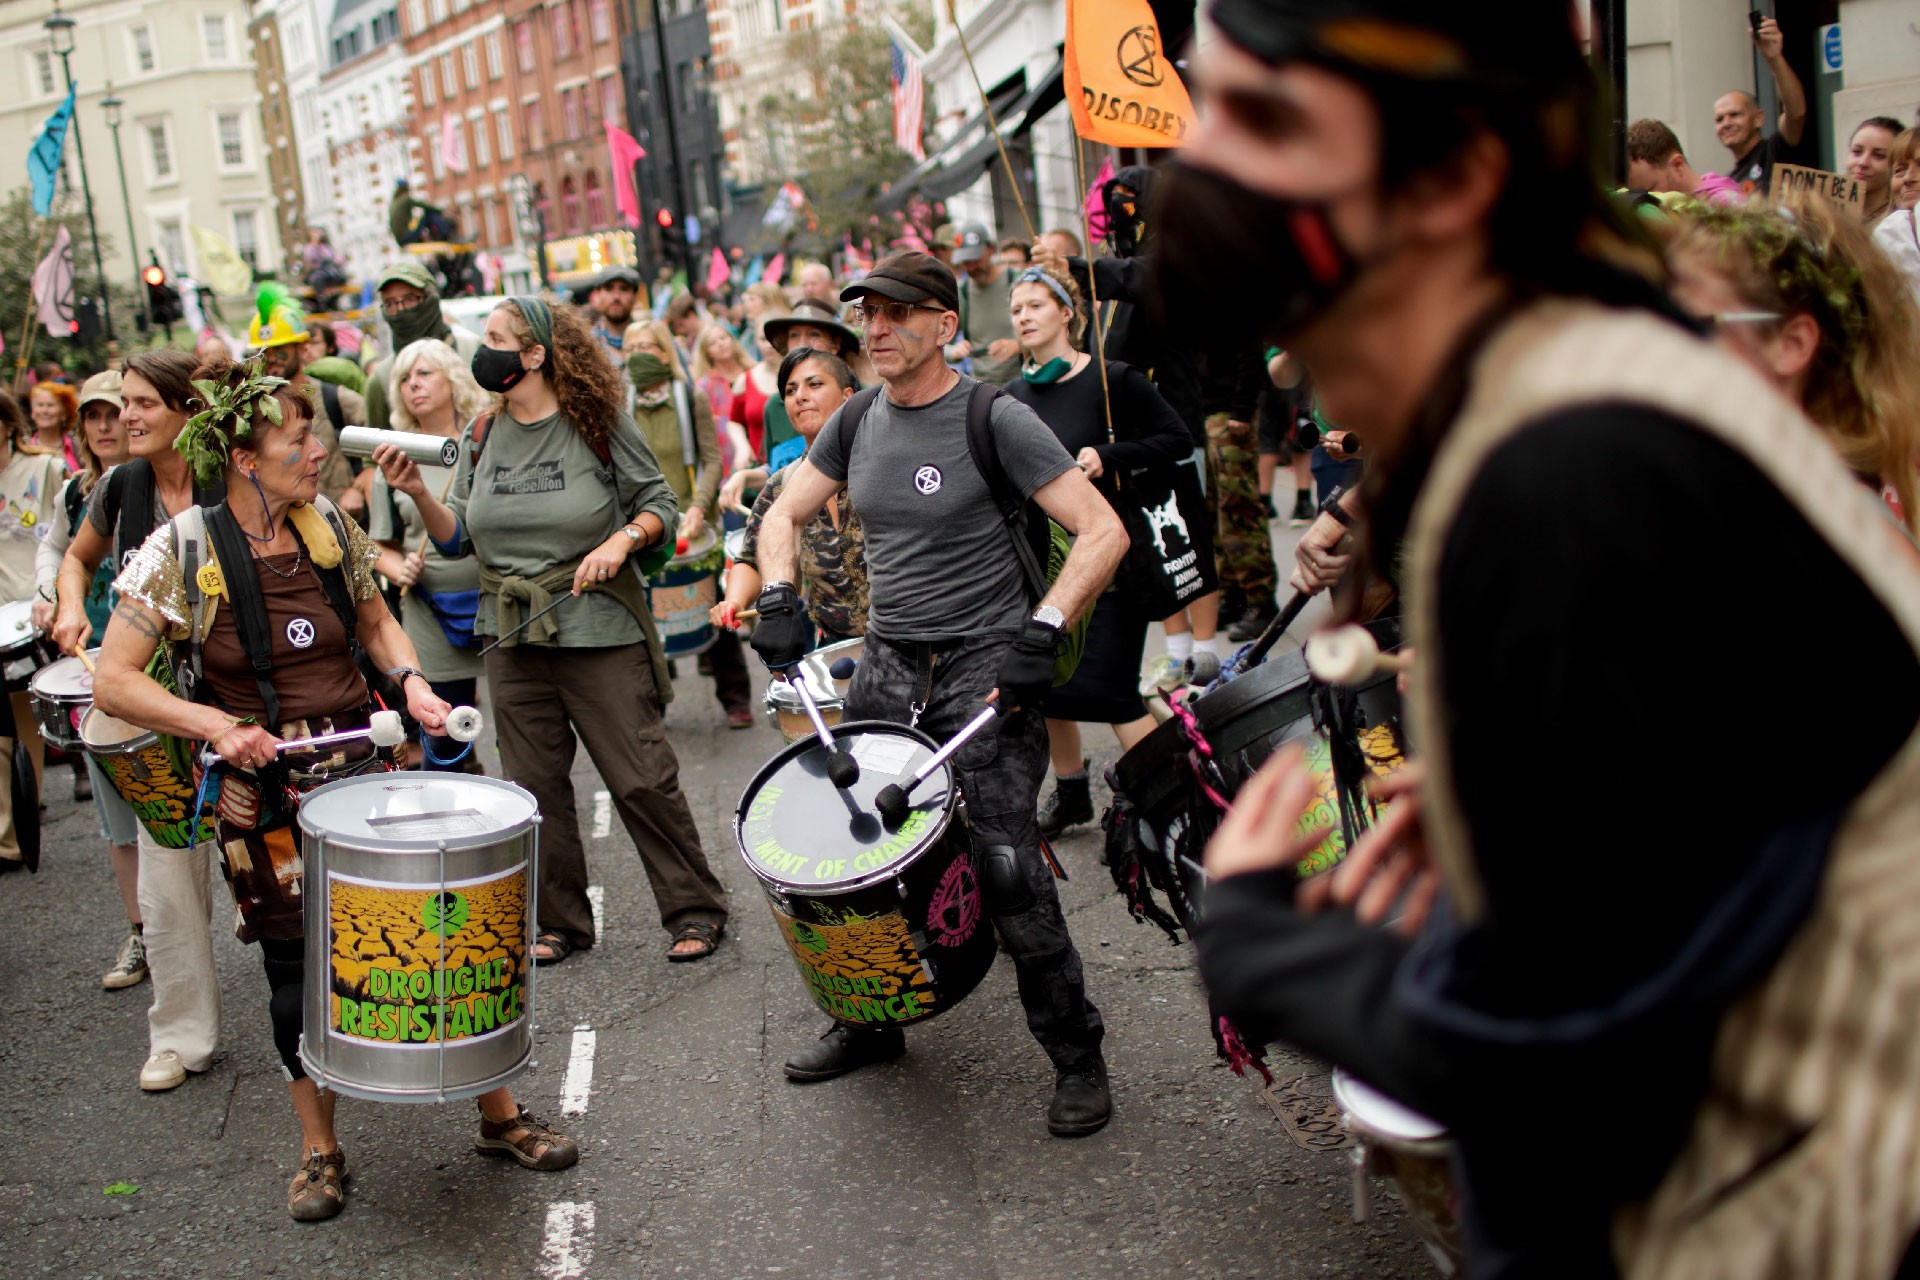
[363,260,483,437]
[1178,1,1920,1274]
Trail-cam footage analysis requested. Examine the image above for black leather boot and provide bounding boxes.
[1048,1058,1112,1136]
[1037,766,1094,838]
[783,1023,906,1082]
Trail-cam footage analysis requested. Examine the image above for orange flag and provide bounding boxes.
[1065,0,1196,148]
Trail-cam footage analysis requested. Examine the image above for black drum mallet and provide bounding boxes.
[781,666,860,790]
[1242,588,1313,668]
[873,703,1001,830]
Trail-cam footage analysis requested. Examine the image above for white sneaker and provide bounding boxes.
[103,931,149,990]
[140,1050,187,1092]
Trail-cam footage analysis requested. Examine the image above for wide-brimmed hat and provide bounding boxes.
[761,298,861,357]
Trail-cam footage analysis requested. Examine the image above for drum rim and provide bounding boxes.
[734,717,956,894]
[78,704,160,755]
[297,769,540,853]
[1331,1068,1449,1145]
[30,653,96,700]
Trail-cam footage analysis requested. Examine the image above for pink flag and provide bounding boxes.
[764,252,786,286]
[1084,154,1115,243]
[32,224,74,340]
[605,124,647,228]
[706,247,730,294]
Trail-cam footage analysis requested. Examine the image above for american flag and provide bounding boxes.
[890,38,925,161]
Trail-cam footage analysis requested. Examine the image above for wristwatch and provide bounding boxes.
[384,665,426,688]
[621,523,645,545]
[1031,604,1066,632]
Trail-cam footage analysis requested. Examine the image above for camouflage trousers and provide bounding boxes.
[845,632,1105,1072]
[1205,412,1278,599]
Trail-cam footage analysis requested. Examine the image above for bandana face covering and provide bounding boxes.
[626,351,671,389]
[1152,160,1362,350]
[387,295,446,348]
[1021,357,1073,384]
[471,344,529,394]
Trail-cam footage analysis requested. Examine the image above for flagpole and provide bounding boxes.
[943,0,1035,240]
[12,216,58,395]
[1067,135,1115,451]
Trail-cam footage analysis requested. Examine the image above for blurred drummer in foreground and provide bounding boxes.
[713,346,866,644]
[0,388,66,873]
[375,298,731,968]
[94,353,577,1222]
[1178,1,1920,1273]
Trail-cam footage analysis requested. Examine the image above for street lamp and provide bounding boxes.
[43,0,115,350]
[99,84,148,329]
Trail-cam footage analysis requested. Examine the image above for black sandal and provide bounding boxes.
[666,920,723,963]
[533,932,575,966]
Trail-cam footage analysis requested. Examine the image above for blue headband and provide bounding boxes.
[1014,267,1074,314]
[509,296,553,352]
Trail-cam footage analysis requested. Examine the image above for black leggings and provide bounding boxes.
[260,937,307,1081]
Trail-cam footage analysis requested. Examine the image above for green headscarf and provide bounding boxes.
[509,296,553,353]
[626,351,670,389]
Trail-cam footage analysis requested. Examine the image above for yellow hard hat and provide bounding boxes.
[248,283,307,350]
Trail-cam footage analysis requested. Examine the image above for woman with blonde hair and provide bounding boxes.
[622,318,754,727]
[376,298,730,965]
[690,323,755,472]
[368,338,491,769]
[1873,127,1920,307]
[1671,194,1920,531]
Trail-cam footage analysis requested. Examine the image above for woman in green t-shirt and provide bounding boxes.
[375,298,730,967]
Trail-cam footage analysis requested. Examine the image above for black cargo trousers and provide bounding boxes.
[845,630,1105,1073]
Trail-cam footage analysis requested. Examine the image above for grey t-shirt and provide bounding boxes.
[445,408,680,646]
[806,376,1073,641]
[961,267,1019,384]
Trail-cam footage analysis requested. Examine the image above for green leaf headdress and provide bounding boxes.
[175,356,291,485]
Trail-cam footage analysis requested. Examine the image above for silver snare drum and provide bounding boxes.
[298,772,540,1103]
[762,651,845,742]
[0,600,42,688]
[30,650,97,753]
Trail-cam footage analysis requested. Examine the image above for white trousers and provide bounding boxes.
[135,828,221,1070]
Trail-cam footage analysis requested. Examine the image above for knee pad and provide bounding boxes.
[979,843,1035,916]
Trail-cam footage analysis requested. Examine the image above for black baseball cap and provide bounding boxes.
[840,252,960,314]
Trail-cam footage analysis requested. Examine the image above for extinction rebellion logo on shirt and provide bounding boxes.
[491,461,567,496]
[913,465,942,495]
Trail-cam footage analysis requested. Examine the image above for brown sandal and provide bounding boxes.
[667,920,723,963]
[475,1105,579,1171]
[287,1147,348,1222]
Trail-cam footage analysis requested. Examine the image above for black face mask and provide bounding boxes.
[1152,160,1362,351]
[471,344,529,394]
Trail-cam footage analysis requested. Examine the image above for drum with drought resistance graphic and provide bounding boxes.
[736,721,992,1029]
[297,772,540,1102]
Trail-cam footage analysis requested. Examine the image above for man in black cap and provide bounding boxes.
[1176,2,1920,1275]
[749,252,1129,1136]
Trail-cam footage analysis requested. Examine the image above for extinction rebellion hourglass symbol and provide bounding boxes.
[1118,26,1165,87]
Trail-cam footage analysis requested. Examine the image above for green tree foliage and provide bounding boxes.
[0,187,146,378]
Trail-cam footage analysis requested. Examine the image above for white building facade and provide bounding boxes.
[0,0,282,299]
[316,0,414,279]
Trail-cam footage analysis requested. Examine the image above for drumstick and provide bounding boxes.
[874,703,1002,829]
[71,646,95,675]
[1243,590,1312,668]
[1304,625,1410,686]
[477,594,573,657]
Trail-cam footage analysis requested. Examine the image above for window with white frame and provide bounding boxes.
[462,42,479,88]
[439,53,455,96]
[427,125,445,178]
[131,26,156,73]
[495,111,514,159]
[485,30,503,79]
[156,219,185,273]
[406,0,424,33]
[428,0,446,23]
[203,15,229,60]
[470,112,490,165]
[31,49,55,95]
[305,154,327,199]
[232,209,259,268]
[286,16,309,64]
[589,0,609,43]
[600,74,620,124]
[146,121,174,180]
[217,113,246,167]
[419,67,436,107]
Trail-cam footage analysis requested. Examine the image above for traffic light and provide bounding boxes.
[655,207,686,266]
[73,297,101,346]
[144,260,183,326]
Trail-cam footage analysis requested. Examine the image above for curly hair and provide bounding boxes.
[0,391,27,449]
[1009,261,1087,346]
[1671,195,1920,531]
[179,351,315,484]
[497,299,623,453]
[389,338,491,434]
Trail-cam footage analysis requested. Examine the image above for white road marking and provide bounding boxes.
[590,789,611,839]
[560,1024,597,1117]
[539,1201,595,1279]
[587,885,604,937]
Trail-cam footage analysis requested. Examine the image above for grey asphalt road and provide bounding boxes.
[0,518,1435,1280]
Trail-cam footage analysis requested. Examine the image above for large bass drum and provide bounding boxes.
[736,721,993,1028]
[297,772,539,1103]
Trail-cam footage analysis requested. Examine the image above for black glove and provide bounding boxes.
[748,584,809,671]
[996,621,1060,713]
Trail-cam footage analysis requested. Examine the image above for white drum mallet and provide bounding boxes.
[1304,626,1410,686]
[444,705,484,743]
[202,708,415,767]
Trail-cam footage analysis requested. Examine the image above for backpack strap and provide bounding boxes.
[320,381,360,477]
[831,386,886,460]
[111,458,154,572]
[202,504,283,727]
[959,381,1047,602]
[62,474,88,539]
